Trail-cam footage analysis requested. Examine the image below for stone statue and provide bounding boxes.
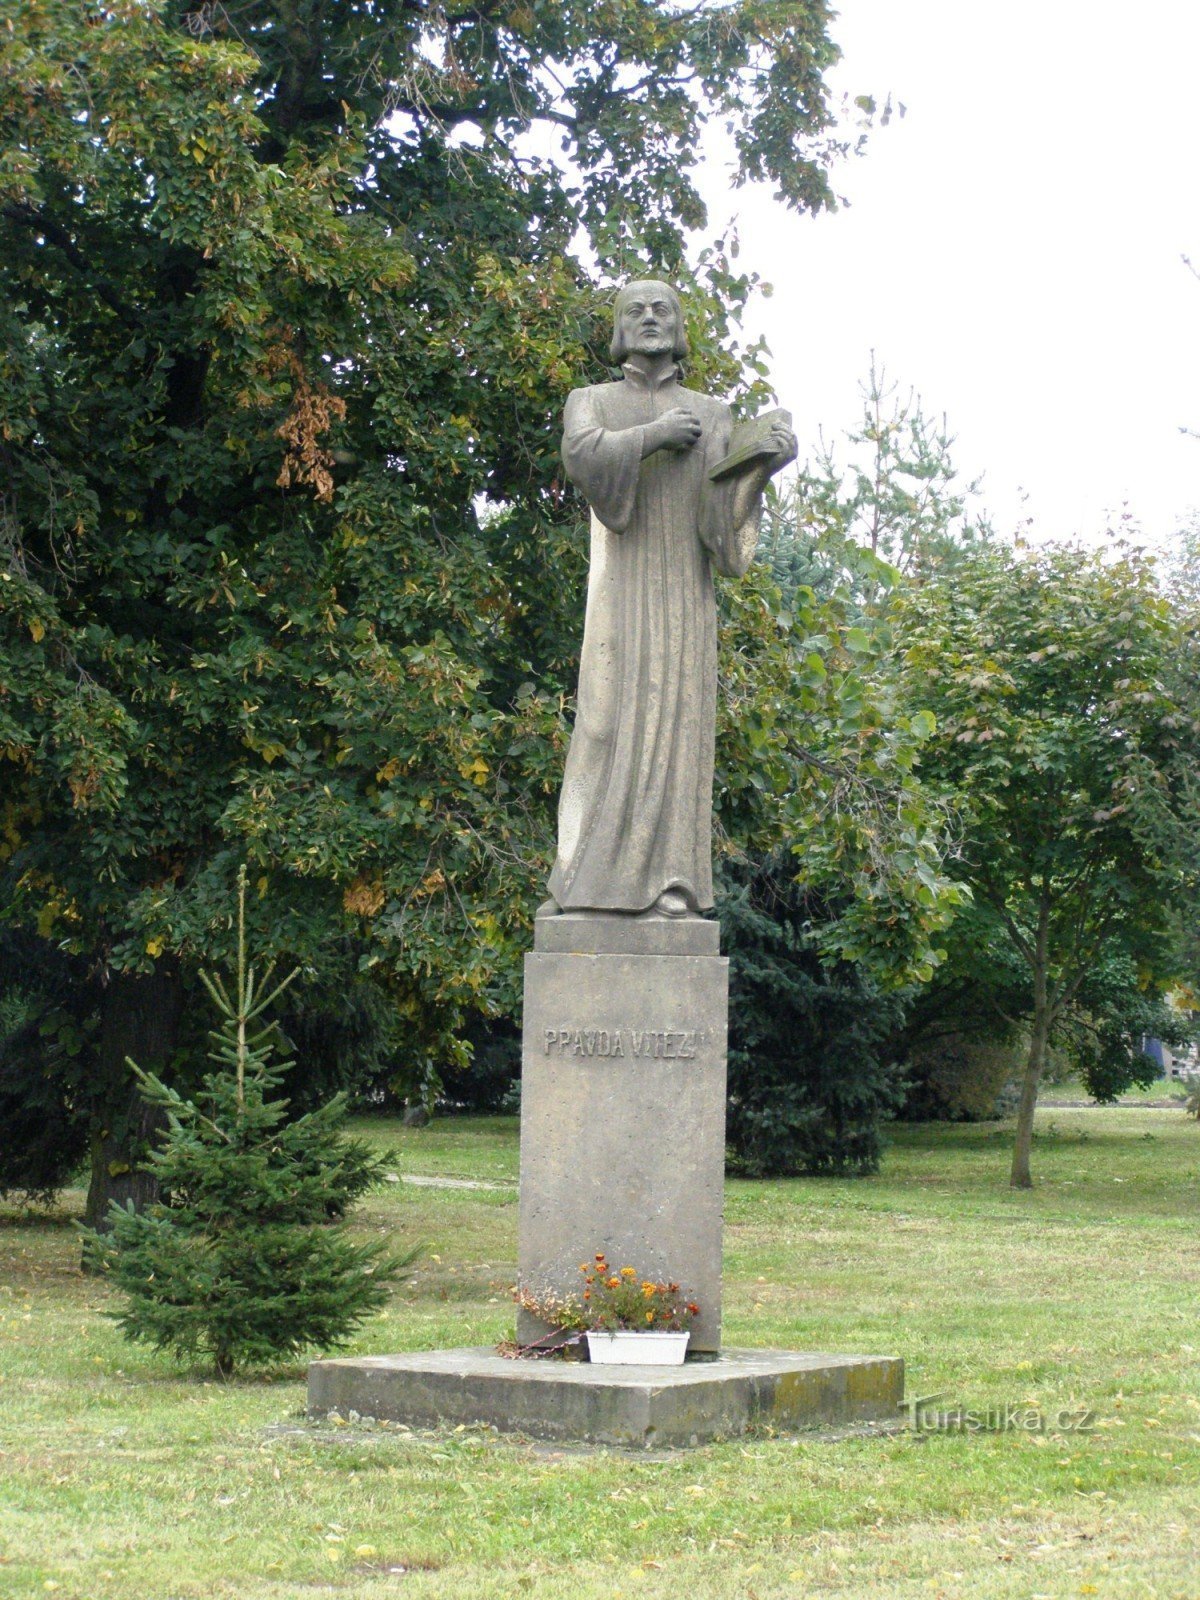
[543,279,797,919]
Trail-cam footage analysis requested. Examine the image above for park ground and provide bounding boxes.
[1,1098,1197,1600]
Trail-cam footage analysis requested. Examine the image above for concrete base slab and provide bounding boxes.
[308,1347,904,1449]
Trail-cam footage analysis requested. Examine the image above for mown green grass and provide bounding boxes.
[2,1107,1198,1600]
[1041,1075,1191,1109]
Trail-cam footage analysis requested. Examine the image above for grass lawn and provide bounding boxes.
[2,1106,1198,1600]
[1041,1076,1192,1110]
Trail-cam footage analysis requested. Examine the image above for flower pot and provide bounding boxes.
[585,1330,690,1366]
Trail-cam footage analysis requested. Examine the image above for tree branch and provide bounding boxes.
[1,204,141,330]
[984,891,1036,968]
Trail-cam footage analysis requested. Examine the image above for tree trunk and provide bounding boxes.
[83,967,185,1237]
[1009,1009,1050,1188]
[1008,887,1055,1190]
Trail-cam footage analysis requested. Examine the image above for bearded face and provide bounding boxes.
[609,280,688,363]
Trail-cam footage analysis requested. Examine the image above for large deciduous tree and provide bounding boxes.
[2,0,858,1215]
[899,540,1198,1187]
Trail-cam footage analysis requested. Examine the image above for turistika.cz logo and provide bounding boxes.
[903,1393,1096,1434]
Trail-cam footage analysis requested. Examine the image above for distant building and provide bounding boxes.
[1142,1036,1200,1079]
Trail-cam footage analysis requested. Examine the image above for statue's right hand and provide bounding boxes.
[650,407,702,453]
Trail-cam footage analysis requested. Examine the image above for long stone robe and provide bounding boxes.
[548,363,762,914]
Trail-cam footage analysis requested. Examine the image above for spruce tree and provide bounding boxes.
[83,871,406,1376]
[721,853,905,1178]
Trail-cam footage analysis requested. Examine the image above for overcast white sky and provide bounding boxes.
[707,0,1200,545]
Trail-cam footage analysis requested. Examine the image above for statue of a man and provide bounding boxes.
[544,279,796,920]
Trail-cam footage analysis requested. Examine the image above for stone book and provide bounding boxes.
[707,407,793,482]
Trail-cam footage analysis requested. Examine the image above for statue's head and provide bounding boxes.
[610,279,689,364]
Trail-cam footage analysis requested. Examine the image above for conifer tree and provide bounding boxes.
[83,870,406,1376]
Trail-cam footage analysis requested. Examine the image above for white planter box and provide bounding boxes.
[585,1330,690,1366]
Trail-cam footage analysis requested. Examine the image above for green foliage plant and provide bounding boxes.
[899,540,1200,1186]
[716,513,966,993]
[721,852,906,1176]
[793,356,989,582]
[1053,958,1194,1104]
[0,0,854,1225]
[82,871,407,1376]
[899,1027,1022,1122]
[711,380,983,1174]
[1,1,964,1214]
[0,933,93,1203]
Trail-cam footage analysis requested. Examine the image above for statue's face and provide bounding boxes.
[617,283,680,357]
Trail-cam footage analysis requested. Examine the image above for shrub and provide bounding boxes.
[900,1030,1022,1122]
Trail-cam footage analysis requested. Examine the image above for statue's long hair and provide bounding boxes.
[609,280,689,364]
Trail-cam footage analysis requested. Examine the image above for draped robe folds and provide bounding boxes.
[548,364,764,914]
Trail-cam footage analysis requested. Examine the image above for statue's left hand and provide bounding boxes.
[766,423,798,471]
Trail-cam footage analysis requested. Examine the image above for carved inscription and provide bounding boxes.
[543,1027,706,1060]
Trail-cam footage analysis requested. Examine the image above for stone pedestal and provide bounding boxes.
[306,909,906,1447]
[308,1347,904,1449]
[517,913,728,1352]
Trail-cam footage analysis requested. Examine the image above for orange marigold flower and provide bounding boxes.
[645,1311,655,1323]
[606,1276,620,1289]
[687,1303,700,1316]
[620,1266,637,1278]
[594,1252,606,1263]
[642,1281,656,1294]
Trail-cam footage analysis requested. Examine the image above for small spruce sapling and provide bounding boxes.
[83,869,409,1376]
